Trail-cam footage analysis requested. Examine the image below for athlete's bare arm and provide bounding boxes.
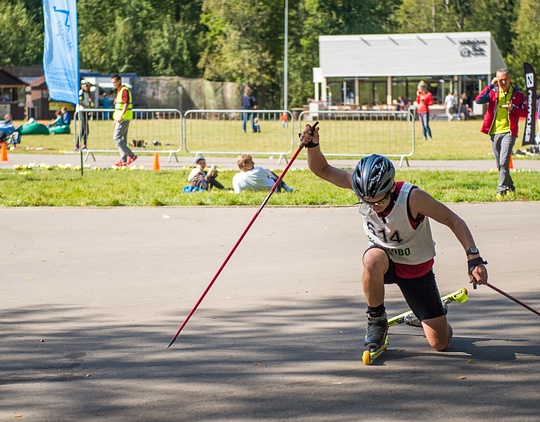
[408,188,488,284]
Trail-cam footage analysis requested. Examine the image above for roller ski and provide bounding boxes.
[362,288,469,365]
[362,311,389,365]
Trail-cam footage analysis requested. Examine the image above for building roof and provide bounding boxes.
[318,31,505,78]
[0,68,29,87]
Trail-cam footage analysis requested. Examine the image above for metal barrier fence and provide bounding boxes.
[297,110,416,167]
[74,108,182,162]
[183,110,294,163]
[72,108,414,167]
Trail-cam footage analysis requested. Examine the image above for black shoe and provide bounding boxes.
[364,312,388,350]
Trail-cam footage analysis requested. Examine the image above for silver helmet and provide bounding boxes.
[352,154,395,200]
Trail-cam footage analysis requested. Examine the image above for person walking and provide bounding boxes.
[298,123,488,354]
[111,74,137,167]
[474,68,528,199]
[416,81,433,141]
[444,92,456,121]
[241,86,257,133]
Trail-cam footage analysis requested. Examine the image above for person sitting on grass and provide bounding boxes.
[188,155,225,191]
[232,154,293,194]
[61,107,71,125]
[48,110,63,128]
[0,113,21,145]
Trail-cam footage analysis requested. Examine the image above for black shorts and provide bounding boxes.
[368,246,445,321]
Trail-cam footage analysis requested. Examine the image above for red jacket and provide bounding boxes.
[416,92,433,114]
[474,84,527,137]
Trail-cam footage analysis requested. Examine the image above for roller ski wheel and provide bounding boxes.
[362,336,389,365]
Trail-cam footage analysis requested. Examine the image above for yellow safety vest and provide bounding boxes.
[113,86,133,120]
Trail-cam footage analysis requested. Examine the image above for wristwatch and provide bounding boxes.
[466,247,479,256]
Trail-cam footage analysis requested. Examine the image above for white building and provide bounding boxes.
[314,31,506,114]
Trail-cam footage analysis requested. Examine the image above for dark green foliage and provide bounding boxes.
[1,0,536,109]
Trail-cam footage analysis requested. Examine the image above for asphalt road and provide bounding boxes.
[2,151,540,171]
[1,203,539,421]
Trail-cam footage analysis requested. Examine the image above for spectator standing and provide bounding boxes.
[444,92,456,121]
[396,96,408,111]
[474,68,528,199]
[232,154,293,193]
[279,112,289,128]
[459,93,471,120]
[241,86,257,133]
[111,74,137,167]
[416,81,433,141]
[102,91,112,120]
[76,80,93,150]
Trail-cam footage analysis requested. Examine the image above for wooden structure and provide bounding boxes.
[0,68,28,120]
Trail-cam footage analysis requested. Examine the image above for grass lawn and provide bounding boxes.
[10,118,538,161]
[1,166,539,207]
[2,117,539,207]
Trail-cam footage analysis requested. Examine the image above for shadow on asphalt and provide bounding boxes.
[1,292,538,421]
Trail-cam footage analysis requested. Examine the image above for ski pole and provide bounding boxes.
[167,122,319,348]
[485,282,540,317]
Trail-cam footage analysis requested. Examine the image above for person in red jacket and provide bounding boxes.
[474,68,528,199]
[416,81,434,141]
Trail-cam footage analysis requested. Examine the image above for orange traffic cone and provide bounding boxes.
[509,154,514,170]
[152,152,160,171]
[1,141,7,162]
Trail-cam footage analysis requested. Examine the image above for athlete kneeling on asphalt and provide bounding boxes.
[298,124,488,352]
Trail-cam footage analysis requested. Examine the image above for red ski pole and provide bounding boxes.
[485,282,540,317]
[167,122,319,348]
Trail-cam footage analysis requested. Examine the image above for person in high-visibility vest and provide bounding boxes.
[111,73,137,166]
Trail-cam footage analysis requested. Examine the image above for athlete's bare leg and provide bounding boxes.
[362,248,389,306]
[422,315,453,351]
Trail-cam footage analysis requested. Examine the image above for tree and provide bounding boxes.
[396,0,471,33]
[467,0,517,58]
[286,0,401,108]
[148,17,196,77]
[0,1,42,66]
[198,0,281,86]
[78,0,203,76]
[505,0,540,87]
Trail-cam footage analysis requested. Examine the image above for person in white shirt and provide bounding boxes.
[444,92,456,121]
[232,154,293,194]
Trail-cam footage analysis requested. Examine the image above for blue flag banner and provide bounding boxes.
[43,0,79,105]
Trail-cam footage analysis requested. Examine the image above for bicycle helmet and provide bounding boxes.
[352,154,395,200]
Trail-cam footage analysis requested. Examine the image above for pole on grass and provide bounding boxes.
[167,123,319,348]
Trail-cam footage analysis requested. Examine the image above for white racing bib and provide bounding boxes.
[359,183,436,264]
